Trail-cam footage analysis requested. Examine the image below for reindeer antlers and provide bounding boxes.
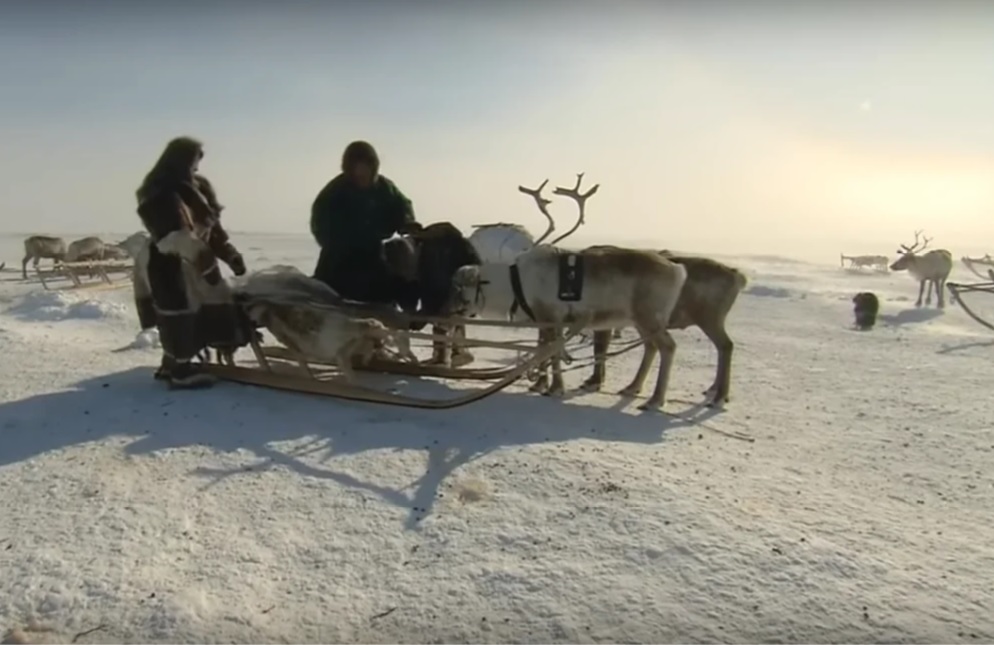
[518,179,556,245]
[549,172,599,246]
[898,229,933,254]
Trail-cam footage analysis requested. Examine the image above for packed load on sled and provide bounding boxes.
[205,265,587,409]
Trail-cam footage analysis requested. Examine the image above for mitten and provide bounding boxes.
[227,253,247,276]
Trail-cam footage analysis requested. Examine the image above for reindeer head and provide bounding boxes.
[448,265,485,316]
[381,235,419,282]
[890,229,932,271]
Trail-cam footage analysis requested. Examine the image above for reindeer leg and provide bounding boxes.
[450,325,474,368]
[701,321,733,407]
[528,327,552,394]
[612,327,623,340]
[427,323,448,365]
[640,328,677,412]
[336,342,360,384]
[21,255,30,280]
[915,280,925,307]
[937,278,947,308]
[619,331,657,398]
[546,326,567,397]
[580,329,611,392]
[925,279,934,306]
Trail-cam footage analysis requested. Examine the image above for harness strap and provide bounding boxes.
[508,264,537,321]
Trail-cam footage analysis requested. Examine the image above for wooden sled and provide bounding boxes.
[204,318,584,409]
[947,281,994,332]
[35,259,133,290]
[961,255,994,281]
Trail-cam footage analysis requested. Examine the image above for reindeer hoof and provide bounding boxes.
[579,379,602,392]
[529,380,550,394]
[638,399,663,412]
[451,351,474,368]
[618,386,640,398]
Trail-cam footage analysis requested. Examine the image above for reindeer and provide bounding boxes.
[889,230,953,308]
[21,235,67,279]
[116,231,150,259]
[417,174,596,366]
[449,175,689,411]
[583,251,748,407]
[840,253,889,272]
[66,236,111,263]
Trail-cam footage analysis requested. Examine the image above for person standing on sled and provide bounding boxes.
[134,136,249,389]
[310,140,421,308]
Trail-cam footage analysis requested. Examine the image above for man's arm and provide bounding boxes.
[380,177,417,233]
[206,223,246,275]
[310,178,348,254]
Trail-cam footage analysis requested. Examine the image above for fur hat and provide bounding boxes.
[341,140,380,176]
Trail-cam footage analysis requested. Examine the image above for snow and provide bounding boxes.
[1,232,994,643]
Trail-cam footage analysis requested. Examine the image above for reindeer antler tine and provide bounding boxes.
[519,178,556,245]
[549,172,599,245]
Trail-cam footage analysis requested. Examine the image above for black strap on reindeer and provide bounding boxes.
[508,263,536,321]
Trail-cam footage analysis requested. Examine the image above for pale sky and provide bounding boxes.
[2,1,994,262]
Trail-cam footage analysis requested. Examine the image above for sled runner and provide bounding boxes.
[947,280,994,332]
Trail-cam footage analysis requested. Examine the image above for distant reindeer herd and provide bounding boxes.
[8,232,149,287]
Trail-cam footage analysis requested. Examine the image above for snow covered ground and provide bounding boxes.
[1,233,993,643]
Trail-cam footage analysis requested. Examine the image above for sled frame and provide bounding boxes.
[35,259,133,291]
[947,281,994,332]
[204,318,586,409]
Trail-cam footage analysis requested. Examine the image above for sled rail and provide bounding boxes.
[947,281,994,332]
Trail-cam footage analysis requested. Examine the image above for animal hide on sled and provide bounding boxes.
[229,266,419,375]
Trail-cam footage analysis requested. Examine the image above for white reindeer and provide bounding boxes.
[889,230,953,308]
[114,231,151,259]
[449,177,689,412]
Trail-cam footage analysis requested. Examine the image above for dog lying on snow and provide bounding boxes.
[242,299,418,383]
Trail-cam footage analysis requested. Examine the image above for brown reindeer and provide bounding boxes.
[584,252,748,407]
[21,235,67,279]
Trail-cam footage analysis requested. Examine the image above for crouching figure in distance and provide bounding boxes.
[134,136,251,388]
[852,291,880,331]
